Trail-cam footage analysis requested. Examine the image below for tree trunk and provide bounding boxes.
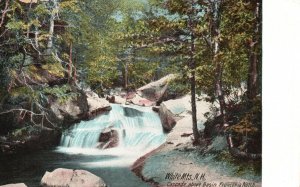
[247,44,258,100]
[211,0,227,127]
[46,13,54,55]
[26,0,34,38]
[247,0,261,100]
[73,55,77,84]
[215,59,227,125]
[124,61,128,89]
[191,60,200,143]
[34,21,39,49]
[190,29,200,143]
[68,43,74,84]
[46,0,58,55]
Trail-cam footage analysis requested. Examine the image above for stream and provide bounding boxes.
[0,104,166,187]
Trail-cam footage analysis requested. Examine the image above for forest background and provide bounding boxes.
[0,0,299,186]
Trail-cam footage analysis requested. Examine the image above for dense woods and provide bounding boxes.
[0,0,261,158]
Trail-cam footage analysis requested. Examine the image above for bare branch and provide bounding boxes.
[0,28,7,38]
[0,108,43,116]
[0,107,57,128]
[0,0,9,28]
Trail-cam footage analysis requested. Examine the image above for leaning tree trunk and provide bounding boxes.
[247,0,261,101]
[226,134,261,159]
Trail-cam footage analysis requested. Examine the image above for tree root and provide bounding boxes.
[227,134,261,160]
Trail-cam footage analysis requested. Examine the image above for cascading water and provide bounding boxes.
[56,104,166,167]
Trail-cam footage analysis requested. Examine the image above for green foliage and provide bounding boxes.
[220,0,258,89]
[41,55,60,64]
[228,114,259,135]
[167,76,190,97]
[58,0,125,88]
[5,20,25,31]
[33,3,49,15]
[0,0,262,160]
[41,63,65,78]
[10,86,36,99]
[25,65,44,82]
[227,97,262,133]
[44,85,79,104]
[8,53,24,68]
[10,126,41,141]
[126,61,160,89]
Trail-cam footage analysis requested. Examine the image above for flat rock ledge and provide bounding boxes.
[41,168,106,187]
[0,184,27,187]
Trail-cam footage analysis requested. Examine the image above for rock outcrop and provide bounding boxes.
[0,126,60,154]
[50,98,85,125]
[0,58,113,155]
[0,86,111,154]
[49,88,111,126]
[11,63,67,88]
[41,168,106,187]
[136,74,177,103]
[96,126,119,149]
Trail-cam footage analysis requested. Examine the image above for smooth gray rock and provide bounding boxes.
[41,168,106,187]
[137,74,177,103]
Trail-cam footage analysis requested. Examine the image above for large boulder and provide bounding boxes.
[41,168,106,187]
[50,99,83,124]
[158,96,189,131]
[85,91,111,118]
[130,94,155,107]
[11,63,66,89]
[0,183,27,187]
[158,95,211,132]
[114,95,127,105]
[49,89,111,124]
[96,126,119,149]
[48,86,89,125]
[106,95,126,105]
[108,74,177,107]
[136,74,177,103]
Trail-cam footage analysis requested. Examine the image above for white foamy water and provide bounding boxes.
[56,104,166,167]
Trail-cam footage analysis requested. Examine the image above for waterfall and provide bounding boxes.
[57,104,166,162]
